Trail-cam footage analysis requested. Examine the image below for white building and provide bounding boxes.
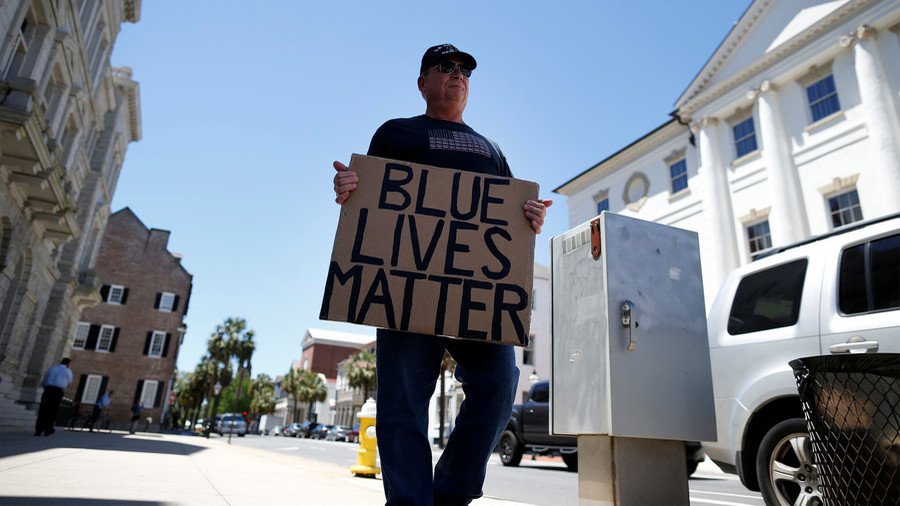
[555,0,900,306]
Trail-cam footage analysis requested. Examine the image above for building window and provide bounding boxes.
[72,322,89,350]
[96,325,115,352]
[107,284,125,304]
[669,159,688,194]
[596,198,609,215]
[747,221,772,259]
[140,380,159,408]
[806,75,841,122]
[732,117,758,158]
[82,374,103,404]
[149,331,166,358]
[157,292,176,312]
[828,190,863,228]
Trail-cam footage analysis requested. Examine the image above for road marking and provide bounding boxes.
[689,498,756,506]
[277,447,299,451]
[692,490,762,500]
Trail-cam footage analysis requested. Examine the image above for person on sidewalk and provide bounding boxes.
[85,390,113,432]
[129,401,143,434]
[332,43,550,505]
[34,358,73,436]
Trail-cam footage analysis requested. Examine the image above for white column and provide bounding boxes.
[696,117,739,294]
[755,80,809,245]
[853,25,900,210]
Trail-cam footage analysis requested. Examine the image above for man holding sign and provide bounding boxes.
[333,43,550,505]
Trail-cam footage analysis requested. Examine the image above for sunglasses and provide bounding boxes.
[431,61,473,78]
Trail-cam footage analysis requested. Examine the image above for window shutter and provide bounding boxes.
[172,295,180,312]
[134,380,144,405]
[153,383,164,408]
[143,332,152,355]
[98,376,109,397]
[75,375,87,403]
[121,288,129,305]
[109,327,120,352]
[162,333,171,357]
[154,293,161,309]
[100,285,110,302]
[85,325,100,351]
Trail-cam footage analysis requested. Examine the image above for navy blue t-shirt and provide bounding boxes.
[367,115,512,178]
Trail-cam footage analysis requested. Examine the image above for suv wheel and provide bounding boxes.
[757,418,823,506]
[499,430,523,467]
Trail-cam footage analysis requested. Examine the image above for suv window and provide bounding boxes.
[839,233,900,314]
[728,259,808,335]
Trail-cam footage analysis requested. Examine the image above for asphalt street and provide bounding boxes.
[230,433,764,505]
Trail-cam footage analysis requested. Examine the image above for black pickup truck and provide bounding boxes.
[500,380,705,474]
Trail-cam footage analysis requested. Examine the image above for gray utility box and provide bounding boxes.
[551,212,716,441]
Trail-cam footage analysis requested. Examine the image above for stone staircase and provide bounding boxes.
[0,395,36,432]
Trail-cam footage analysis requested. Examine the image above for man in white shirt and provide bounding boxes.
[34,358,73,436]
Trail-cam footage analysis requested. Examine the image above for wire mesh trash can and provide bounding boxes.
[790,354,900,506]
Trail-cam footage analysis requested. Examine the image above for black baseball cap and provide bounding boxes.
[420,43,477,75]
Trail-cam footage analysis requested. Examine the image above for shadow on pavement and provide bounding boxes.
[0,429,208,459]
[2,498,169,506]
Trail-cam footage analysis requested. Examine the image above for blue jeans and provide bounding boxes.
[376,329,519,505]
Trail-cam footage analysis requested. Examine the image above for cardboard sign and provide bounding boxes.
[320,154,538,346]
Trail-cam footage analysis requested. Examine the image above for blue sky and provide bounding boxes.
[110,1,751,379]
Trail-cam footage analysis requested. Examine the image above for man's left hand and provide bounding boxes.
[524,199,553,234]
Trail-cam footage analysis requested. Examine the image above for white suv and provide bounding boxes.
[704,212,900,505]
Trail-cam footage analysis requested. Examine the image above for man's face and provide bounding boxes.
[418,58,469,111]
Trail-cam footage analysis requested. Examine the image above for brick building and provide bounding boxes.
[64,208,191,426]
[0,1,141,428]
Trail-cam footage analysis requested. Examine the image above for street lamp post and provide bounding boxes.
[207,381,222,439]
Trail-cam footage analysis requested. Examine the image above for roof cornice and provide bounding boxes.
[554,119,685,196]
[676,0,876,116]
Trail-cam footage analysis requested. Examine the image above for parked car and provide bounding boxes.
[271,425,284,436]
[325,425,357,442]
[309,424,333,440]
[300,422,322,438]
[217,413,248,436]
[500,380,705,474]
[284,423,304,437]
[704,212,900,505]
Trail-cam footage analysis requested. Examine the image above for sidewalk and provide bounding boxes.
[0,428,533,505]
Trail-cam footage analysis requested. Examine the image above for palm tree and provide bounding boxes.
[249,373,276,417]
[282,367,303,423]
[206,317,254,417]
[346,349,377,400]
[296,369,327,421]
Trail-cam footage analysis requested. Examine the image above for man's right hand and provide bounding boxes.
[333,161,358,205]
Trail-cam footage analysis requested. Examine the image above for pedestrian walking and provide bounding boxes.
[85,390,113,432]
[332,43,550,505]
[34,358,73,436]
[129,401,143,434]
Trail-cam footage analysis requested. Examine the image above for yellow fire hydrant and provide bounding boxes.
[350,398,380,477]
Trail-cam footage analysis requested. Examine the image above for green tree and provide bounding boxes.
[282,367,303,423]
[296,369,327,421]
[346,349,377,400]
[206,317,254,417]
[249,373,276,416]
